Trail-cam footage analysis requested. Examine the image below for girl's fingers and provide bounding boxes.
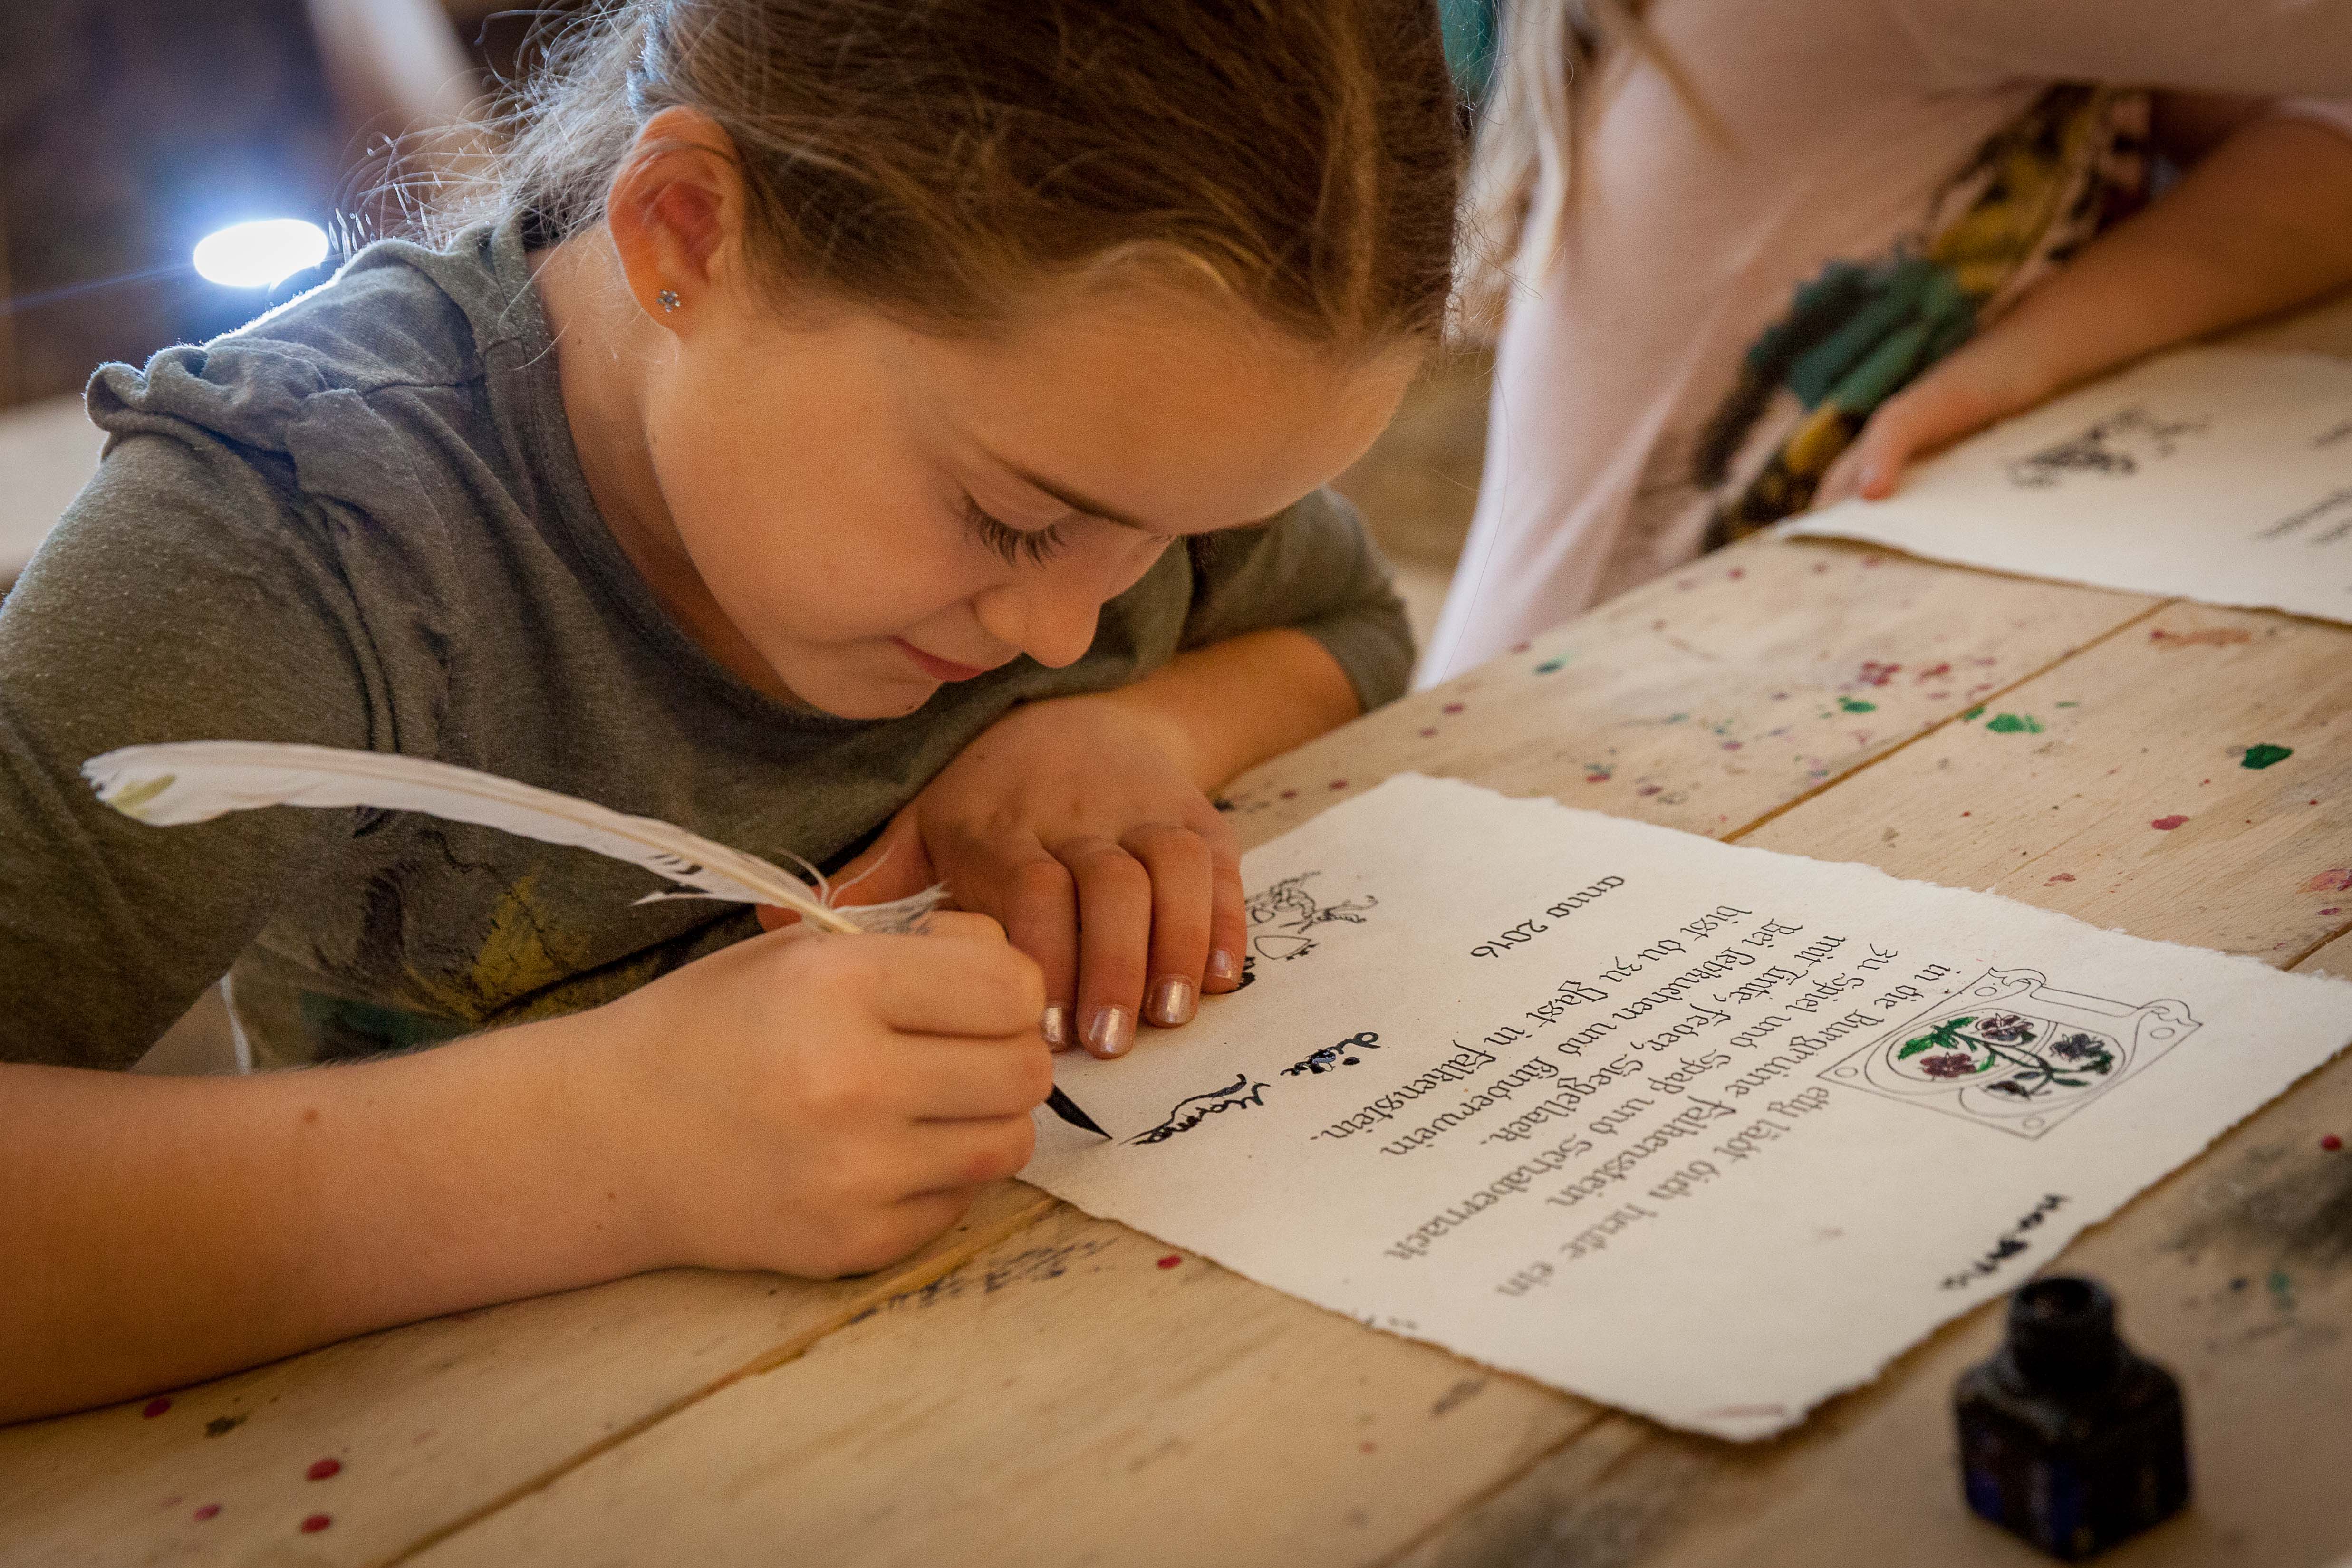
[1056,834,1152,1058]
[900,1112,1039,1193]
[758,807,935,931]
[994,851,1080,1049]
[1123,823,1211,1028]
[893,1032,1056,1121]
[1205,843,1249,995]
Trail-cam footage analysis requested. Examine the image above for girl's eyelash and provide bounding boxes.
[961,494,1067,566]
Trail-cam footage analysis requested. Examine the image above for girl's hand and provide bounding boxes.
[601,913,1051,1278]
[1813,349,2043,507]
[777,693,1247,1060]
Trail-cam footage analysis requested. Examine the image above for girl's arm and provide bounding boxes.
[1820,104,2352,503]
[0,917,1048,1423]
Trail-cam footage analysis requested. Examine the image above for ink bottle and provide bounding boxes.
[1955,1276,2189,1560]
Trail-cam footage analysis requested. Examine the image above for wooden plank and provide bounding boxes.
[0,1183,1053,1568]
[401,1206,1598,1568]
[401,589,2352,1568]
[1216,532,2155,852]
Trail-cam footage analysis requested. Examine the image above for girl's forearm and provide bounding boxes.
[1950,112,2352,410]
[1098,626,1363,791]
[0,1011,652,1423]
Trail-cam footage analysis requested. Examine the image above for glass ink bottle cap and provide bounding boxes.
[2005,1275,2125,1392]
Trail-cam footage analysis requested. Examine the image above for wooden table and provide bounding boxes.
[10,305,2352,1568]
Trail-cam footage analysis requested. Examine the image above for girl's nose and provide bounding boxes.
[973,574,1104,670]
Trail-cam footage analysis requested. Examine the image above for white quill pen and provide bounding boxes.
[80,741,942,934]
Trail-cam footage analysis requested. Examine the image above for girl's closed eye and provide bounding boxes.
[961,493,1068,567]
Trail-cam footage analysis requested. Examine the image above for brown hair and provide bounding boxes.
[453,0,1463,351]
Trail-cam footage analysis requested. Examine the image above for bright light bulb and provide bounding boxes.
[192,219,329,289]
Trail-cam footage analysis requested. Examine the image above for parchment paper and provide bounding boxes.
[1783,347,2352,622]
[1027,775,2352,1439]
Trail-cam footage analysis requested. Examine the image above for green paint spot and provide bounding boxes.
[2242,743,2294,770]
[1960,705,1985,722]
[1985,713,2044,735]
[1837,696,1876,713]
[2055,701,2079,708]
[1534,657,1567,674]
[106,774,176,816]
[2269,1268,2294,1312]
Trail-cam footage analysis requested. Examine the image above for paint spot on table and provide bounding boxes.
[1812,562,1829,574]
[1442,702,1465,714]
[2150,815,2188,831]
[193,1504,221,1522]
[307,1458,342,1481]
[1961,705,1985,722]
[2046,873,2075,885]
[1510,641,1530,654]
[1985,713,2044,734]
[1728,567,1745,579]
[300,1513,333,1534]
[2151,626,2253,650]
[160,1496,183,1510]
[1418,726,1437,738]
[1157,1253,1182,1269]
[1837,696,1876,713]
[1585,772,1610,783]
[1637,784,1662,797]
[1360,1440,1379,1453]
[142,1398,172,1419]
[1279,789,1298,800]
[1915,663,1951,683]
[1535,657,1568,674]
[1857,661,1901,686]
[2055,700,2079,708]
[2305,870,2352,893]
[204,1415,244,1438]
[1329,779,1349,791]
[2268,1270,2294,1312]
[2323,1135,2343,1153]
[2241,743,2294,770]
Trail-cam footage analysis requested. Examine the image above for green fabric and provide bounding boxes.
[0,221,1410,1070]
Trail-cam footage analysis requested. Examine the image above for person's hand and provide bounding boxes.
[1814,346,2050,508]
[769,693,1246,1060]
[597,912,1051,1279]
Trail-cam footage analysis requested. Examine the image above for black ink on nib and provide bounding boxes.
[1956,1275,2189,1560]
[1046,1085,1112,1140]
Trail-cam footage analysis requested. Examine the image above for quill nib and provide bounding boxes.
[1046,1085,1112,1140]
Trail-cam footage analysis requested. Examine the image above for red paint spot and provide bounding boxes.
[1728,567,1745,579]
[1586,772,1609,783]
[1637,784,1662,797]
[1916,663,1951,682]
[307,1458,342,1481]
[300,1514,333,1534]
[2306,870,2352,893]
[193,1504,221,1522]
[1861,555,1883,567]
[1360,1440,1378,1453]
[2046,873,2075,885]
[1442,702,1465,714]
[161,1496,184,1510]
[2150,815,2188,831]
[2322,908,2342,916]
[1961,811,1971,817]
[1720,740,1742,750]
[142,1398,172,1419]
[1157,1254,1181,1269]
[1812,562,1829,573]
[1510,641,1530,654]
[1279,789,1297,800]
[1329,779,1348,791]
[1418,727,1437,738]
[1857,661,1901,686]
[2322,1135,2343,1152]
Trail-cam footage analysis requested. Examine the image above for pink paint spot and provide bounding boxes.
[1418,726,1437,738]
[1812,562,1829,574]
[1916,663,1951,682]
[300,1514,333,1534]
[1927,691,1951,700]
[1510,641,1530,654]
[1637,784,1663,797]
[142,1398,172,1419]
[1442,702,1465,714]
[1157,1253,1181,1269]
[1961,811,1972,817]
[2305,870,2352,893]
[307,1458,342,1481]
[2046,873,2075,885]
[2150,815,2188,831]
[1360,1440,1378,1453]
[2323,908,2342,916]
[1857,661,1901,686]
[1586,772,1610,783]
[1720,740,1742,750]
[1279,789,1297,800]
[1728,567,1745,579]
[1861,555,1883,567]
[161,1496,184,1510]
[1329,779,1348,791]
[193,1504,221,1522]
[2322,1135,2342,1152]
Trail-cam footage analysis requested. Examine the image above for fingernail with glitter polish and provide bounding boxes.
[1086,1004,1134,1058]
[1206,949,1240,986]
[1148,976,1196,1027]
[1041,1003,1070,1051]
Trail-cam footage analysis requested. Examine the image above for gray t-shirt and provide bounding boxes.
[0,221,1409,1070]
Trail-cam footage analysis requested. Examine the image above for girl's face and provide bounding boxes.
[599,272,1416,720]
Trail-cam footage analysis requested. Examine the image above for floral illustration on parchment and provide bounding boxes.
[1822,970,2197,1139]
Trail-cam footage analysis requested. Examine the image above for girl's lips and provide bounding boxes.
[892,637,992,682]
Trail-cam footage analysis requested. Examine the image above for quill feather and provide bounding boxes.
[80,741,942,934]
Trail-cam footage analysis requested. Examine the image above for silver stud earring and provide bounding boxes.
[657,289,682,313]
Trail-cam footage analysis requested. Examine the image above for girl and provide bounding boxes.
[1422,0,2352,681]
[0,0,1460,1420]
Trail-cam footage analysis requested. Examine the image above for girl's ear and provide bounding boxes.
[604,106,751,329]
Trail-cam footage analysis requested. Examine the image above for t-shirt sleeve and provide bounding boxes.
[1893,0,2352,97]
[0,422,385,1068]
[1176,486,1414,712]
